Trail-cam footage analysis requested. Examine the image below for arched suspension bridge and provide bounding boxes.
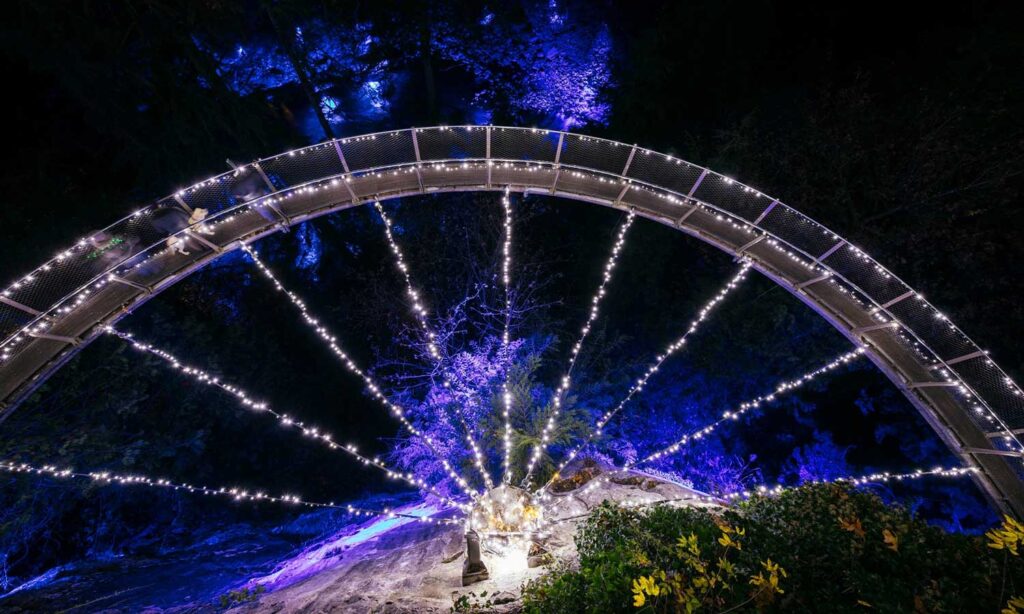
[1,126,1023,521]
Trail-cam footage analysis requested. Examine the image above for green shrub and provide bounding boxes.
[521,483,1024,613]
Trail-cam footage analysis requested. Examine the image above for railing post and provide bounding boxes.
[173,193,193,214]
[688,169,708,197]
[0,295,41,316]
[752,199,778,225]
[621,145,637,177]
[486,126,493,188]
[550,132,565,193]
[410,129,425,193]
[252,163,289,225]
[332,140,360,203]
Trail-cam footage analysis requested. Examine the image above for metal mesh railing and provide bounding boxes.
[2,126,1022,460]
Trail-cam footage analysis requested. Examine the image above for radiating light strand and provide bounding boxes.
[543,262,752,492]
[548,348,865,504]
[373,202,495,490]
[723,465,977,500]
[241,243,479,499]
[522,211,636,489]
[0,460,462,524]
[106,328,468,511]
[636,348,866,467]
[500,188,515,484]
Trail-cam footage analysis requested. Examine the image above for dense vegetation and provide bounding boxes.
[522,484,1024,612]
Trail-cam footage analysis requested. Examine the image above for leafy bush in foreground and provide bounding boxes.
[522,483,1024,612]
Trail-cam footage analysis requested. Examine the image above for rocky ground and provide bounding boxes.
[232,466,717,613]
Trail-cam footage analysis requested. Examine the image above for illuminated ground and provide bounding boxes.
[235,466,714,613]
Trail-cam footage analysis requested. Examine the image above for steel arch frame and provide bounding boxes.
[1,125,1022,515]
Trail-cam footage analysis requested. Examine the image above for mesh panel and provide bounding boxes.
[261,142,346,188]
[491,128,559,162]
[887,295,977,361]
[556,168,623,202]
[825,244,916,307]
[757,204,840,261]
[560,134,631,175]
[692,173,771,224]
[353,166,424,198]
[0,303,30,341]
[954,357,1024,430]
[416,127,487,161]
[4,206,174,313]
[180,177,239,216]
[340,131,416,171]
[622,185,687,223]
[419,162,488,190]
[491,162,557,188]
[626,150,705,196]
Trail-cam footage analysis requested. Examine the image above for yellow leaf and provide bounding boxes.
[840,517,866,538]
[857,600,873,608]
[883,528,900,552]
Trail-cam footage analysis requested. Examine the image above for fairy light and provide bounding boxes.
[0,460,462,525]
[500,187,515,484]
[241,243,479,499]
[636,348,865,466]
[373,201,495,490]
[553,348,866,505]
[723,465,977,500]
[543,262,752,492]
[106,328,468,511]
[522,211,636,489]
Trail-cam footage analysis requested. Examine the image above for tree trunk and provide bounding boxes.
[266,6,335,140]
[420,22,437,122]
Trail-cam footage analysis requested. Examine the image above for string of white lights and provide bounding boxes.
[636,347,865,466]
[541,262,752,492]
[546,348,866,506]
[500,188,515,484]
[723,465,977,500]
[521,211,636,489]
[373,201,495,491]
[0,460,462,524]
[241,243,479,499]
[105,327,468,511]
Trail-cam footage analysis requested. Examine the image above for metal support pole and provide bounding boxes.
[964,447,1024,458]
[852,321,899,335]
[28,331,81,346]
[332,140,360,203]
[185,230,222,253]
[614,182,630,205]
[688,169,708,197]
[907,381,959,389]
[879,290,915,310]
[550,132,565,193]
[173,193,193,214]
[676,204,698,226]
[410,129,425,193]
[752,199,779,225]
[621,145,637,177]
[942,350,988,367]
[0,295,41,316]
[734,234,765,257]
[486,126,492,188]
[814,240,845,265]
[108,275,150,293]
[253,163,278,193]
[795,273,830,290]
